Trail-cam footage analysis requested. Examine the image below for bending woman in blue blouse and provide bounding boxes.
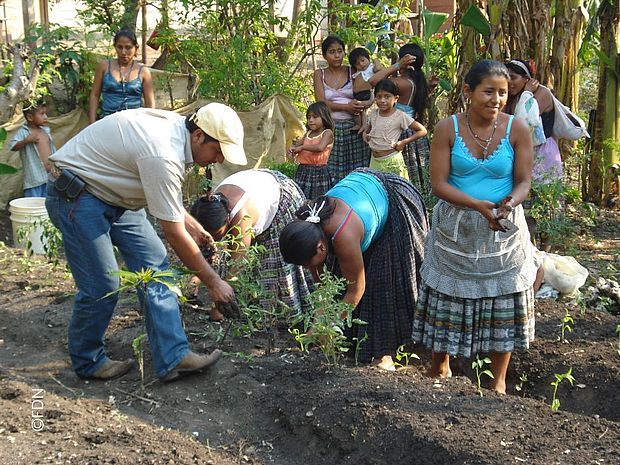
[89,29,155,123]
[279,168,428,371]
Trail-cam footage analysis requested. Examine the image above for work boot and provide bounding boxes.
[160,350,222,383]
[90,359,134,380]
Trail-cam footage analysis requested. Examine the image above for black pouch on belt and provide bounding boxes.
[54,169,86,199]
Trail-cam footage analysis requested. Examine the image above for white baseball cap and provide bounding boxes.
[191,103,247,165]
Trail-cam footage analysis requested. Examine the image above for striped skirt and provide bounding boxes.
[401,130,430,191]
[328,119,371,183]
[254,170,314,315]
[334,168,429,363]
[294,164,335,201]
[413,285,535,358]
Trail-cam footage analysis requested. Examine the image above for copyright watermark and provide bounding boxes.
[31,388,45,432]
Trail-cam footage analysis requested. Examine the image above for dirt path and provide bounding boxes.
[0,210,619,465]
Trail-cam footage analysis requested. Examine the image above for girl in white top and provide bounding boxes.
[190,169,312,320]
[362,79,427,180]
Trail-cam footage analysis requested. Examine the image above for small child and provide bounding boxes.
[289,101,335,200]
[362,79,427,180]
[349,47,383,132]
[9,100,56,197]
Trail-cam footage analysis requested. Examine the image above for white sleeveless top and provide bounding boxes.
[217,170,280,235]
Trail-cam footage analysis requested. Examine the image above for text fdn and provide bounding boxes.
[31,388,45,432]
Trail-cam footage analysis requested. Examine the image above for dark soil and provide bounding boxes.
[0,208,619,465]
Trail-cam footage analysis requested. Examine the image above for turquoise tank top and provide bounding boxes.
[326,172,389,252]
[448,114,515,204]
[101,60,144,117]
[395,102,414,118]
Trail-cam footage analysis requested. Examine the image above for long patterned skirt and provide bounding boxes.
[335,168,429,363]
[293,164,335,201]
[328,119,371,183]
[254,170,314,315]
[401,131,430,191]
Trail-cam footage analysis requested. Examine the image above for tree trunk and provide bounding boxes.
[0,44,39,124]
[587,0,620,205]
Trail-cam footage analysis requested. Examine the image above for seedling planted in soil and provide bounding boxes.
[550,367,576,411]
[471,355,494,396]
[559,307,574,343]
[616,324,620,355]
[132,333,147,390]
[394,345,420,370]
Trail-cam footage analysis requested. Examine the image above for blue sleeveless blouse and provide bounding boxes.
[448,114,515,204]
[327,172,389,252]
[100,60,144,117]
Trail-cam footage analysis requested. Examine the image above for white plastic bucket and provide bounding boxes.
[9,197,49,254]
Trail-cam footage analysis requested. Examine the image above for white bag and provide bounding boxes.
[552,95,590,140]
[542,253,589,295]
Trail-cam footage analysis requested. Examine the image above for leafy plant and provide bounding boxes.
[290,271,366,366]
[393,344,420,370]
[515,372,528,395]
[530,181,574,250]
[0,128,18,175]
[264,160,298,180]
[616,324,620,355]
[132,333,147,390]
[352,332,368,367]
[471,355,494,396]
[16,217,64,269]
[550,367,576,412]
[559,307,575,343]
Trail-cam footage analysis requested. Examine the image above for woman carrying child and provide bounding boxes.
[289,102,335,200]
[362,79,427,179]
[411,60,539,394]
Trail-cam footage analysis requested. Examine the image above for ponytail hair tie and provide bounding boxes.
[305,200,326,224]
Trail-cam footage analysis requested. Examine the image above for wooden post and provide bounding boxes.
[141,0,147,64]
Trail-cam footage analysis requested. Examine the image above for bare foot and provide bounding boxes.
[491,379,507,395]
[428,367,452,379]
[372,355,396,372]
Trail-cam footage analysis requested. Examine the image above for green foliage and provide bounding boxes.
[16,218,64,269]
[550,367,575,412]
[290,271,366,366]
[24,23,97,113]
[393,345,420,370]
[616,324,620,356]
[471,355,494,396]
[515,372,528,395]
[264,161,297,180]
[132,333,147,389]
[530,181,574,248]
[421,9,450,42]
[559,307,575,343]
[459,5,491,36]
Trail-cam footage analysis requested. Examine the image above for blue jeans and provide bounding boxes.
[45,182,189,378]
[24,183,47,197]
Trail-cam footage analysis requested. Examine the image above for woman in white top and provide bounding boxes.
[190,169,312,320]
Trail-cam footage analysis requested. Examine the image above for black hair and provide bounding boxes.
[464,60,510,90]
[321,35,345,56]
[374,79,399,96]
[398,43,429,123]
[348,47,370,70]
[279,196,335,265]
[505,59,532,78]
[190,193,231,235]
[114,28,138,47]
[185,114,217,144]
[23,98,46,118]
[306,101,334,131]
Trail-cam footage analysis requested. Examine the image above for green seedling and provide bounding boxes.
[352,332,368,367]
[290,271,366,366]
[559,307,574,343]
[394,345,420,370]
[132,333,147,390]
[515,372,528,395]
[471,355,494,397]
[550,367,575,411]
[615,324,620,356]
[17,218,65,269]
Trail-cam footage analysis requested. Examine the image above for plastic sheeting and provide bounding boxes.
[0,93,304,209]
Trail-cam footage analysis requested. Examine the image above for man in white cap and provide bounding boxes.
[45,103,246,382]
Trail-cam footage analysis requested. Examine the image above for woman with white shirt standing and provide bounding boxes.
[190,169,313,320]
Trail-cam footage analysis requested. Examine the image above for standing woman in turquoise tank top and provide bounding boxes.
[412,60,541,394]
[88,29,155,124]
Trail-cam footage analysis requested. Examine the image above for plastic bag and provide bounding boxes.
[551,95,589,140]
[542,253,589,295]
